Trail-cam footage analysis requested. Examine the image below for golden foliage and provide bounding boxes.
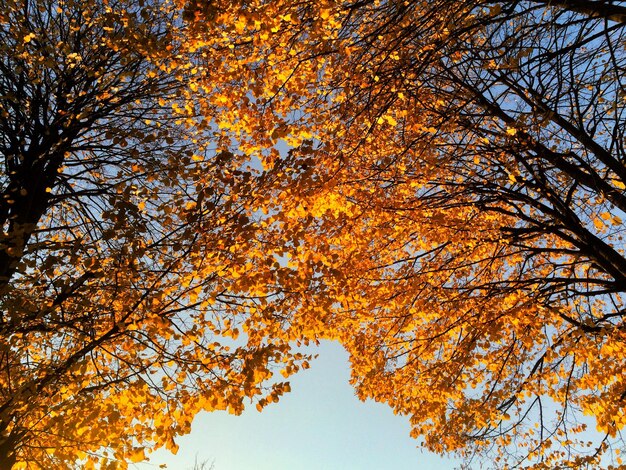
[3,0,626,468]
[180,0,626,468]
[0,0,304,467]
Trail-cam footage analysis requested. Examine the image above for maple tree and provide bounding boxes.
[181,0,626,467]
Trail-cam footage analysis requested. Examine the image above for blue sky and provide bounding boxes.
[134,341,460,470]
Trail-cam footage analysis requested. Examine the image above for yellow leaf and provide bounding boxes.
[129,448,146,463]
[385,115,398,126]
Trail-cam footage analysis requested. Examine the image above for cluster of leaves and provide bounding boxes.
[181,0,626,468]
[0,0,306,468]
[4,0,626,468]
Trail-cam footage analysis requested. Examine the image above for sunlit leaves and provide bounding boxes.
[0,0,313,467]
[178,0,626,468]
[4,0,626,467]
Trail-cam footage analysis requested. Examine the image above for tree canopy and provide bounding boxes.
[3,0,626,468]
[0,0,302,467]
[183,0,626,467]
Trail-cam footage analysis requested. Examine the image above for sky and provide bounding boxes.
[133,341,460,470]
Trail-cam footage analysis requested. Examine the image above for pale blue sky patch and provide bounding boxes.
[134,341,460,470]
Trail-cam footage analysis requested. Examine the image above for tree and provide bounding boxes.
[5,0,626,467]
[0,0,302,467]
[185,0,626,467]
